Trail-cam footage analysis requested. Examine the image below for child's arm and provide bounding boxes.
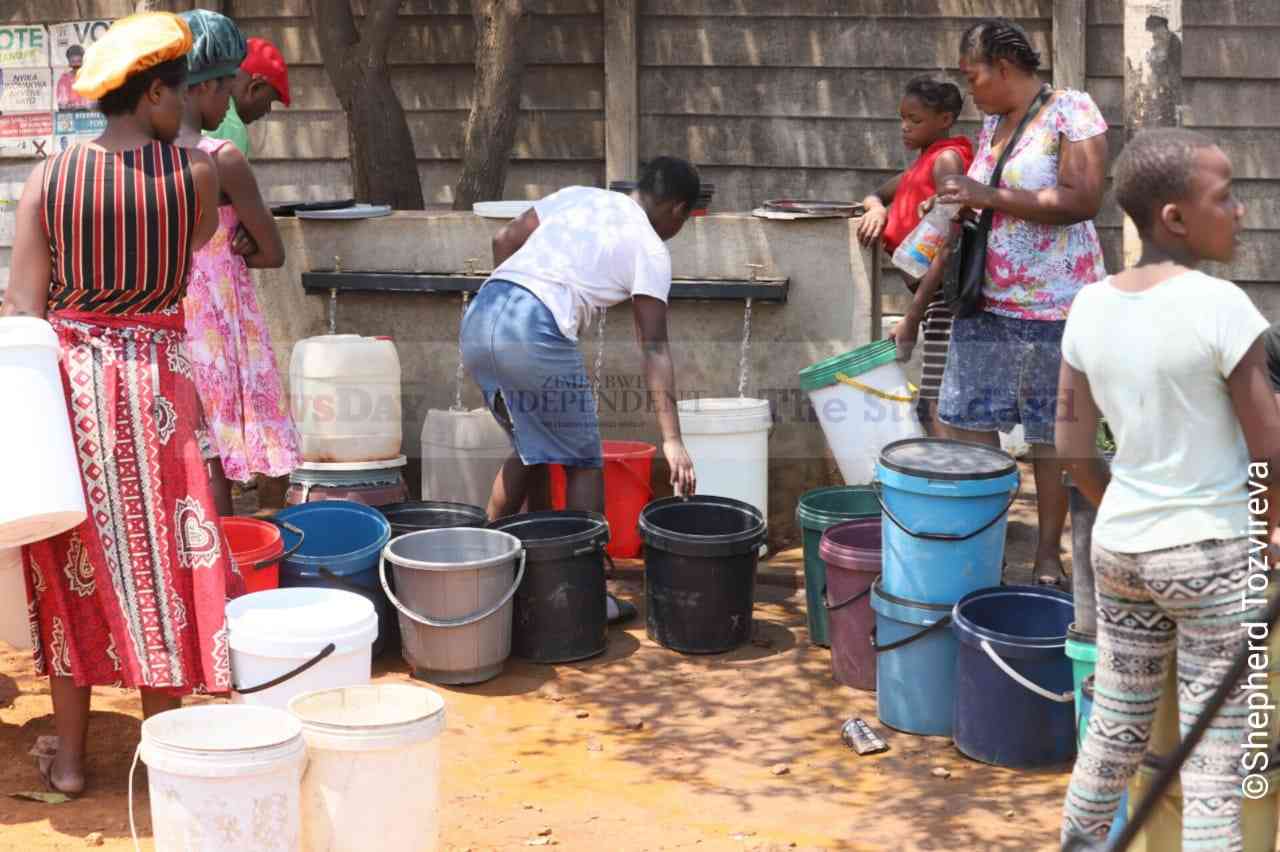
[1227,340,1280,555]
[856,172,902,247]
[1055,360,1110,508]
[214,143,284,269]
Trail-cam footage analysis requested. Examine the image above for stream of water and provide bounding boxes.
[452,291,470,411]
[737,297,753,398]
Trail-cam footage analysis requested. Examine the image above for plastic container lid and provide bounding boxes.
[473,200,534,219]
[879,437,1017,481]
[225,587,379,657]
[295,455,407,473]
[0,316,58,352]
[297,203,392,220]
[140,705,305,777]
[798,339,898,392]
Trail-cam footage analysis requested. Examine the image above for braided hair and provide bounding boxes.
[904,76,964,119]
[959,18,1041,72]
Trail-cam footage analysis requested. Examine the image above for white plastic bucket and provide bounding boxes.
[0,318,86,547]
[421,407,512,508]
[290,684,446,852]
[803,355,923,486]
[137,704,306,852]
[0,547,31,649]
[677,397,772,519]
[226,587,379,710]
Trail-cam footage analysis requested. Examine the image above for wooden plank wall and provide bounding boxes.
[3,0,1280,312]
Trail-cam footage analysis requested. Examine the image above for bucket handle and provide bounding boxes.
[379,550,526,629]
[980,639,1073,703]
[869,615,952,654]
[872,478,1021,543]
[232,642,337,695]
[577,543,620,579]
[835,372,918,403]
[255,518,305,570]
[823,584,871,611]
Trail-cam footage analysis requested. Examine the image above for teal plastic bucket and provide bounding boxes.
[1064,624,1097,731]
[870,578,957,736]
[796,486,879,647]
[875,438,1019,604]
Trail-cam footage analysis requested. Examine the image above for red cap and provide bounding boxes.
[241,37,291,107]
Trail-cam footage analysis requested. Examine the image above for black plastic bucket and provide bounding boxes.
[379,501,487,538]
[489,511,610,663]
[639,495,767,654]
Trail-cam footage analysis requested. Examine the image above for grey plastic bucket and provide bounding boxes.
[380,528,525,685]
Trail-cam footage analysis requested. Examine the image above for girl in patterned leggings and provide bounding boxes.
[1056,129,1280,849]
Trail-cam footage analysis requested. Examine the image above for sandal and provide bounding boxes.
[30,736,83,798]
[606,593,637,625]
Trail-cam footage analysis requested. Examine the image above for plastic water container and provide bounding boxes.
[421,407,512,509]
[0,317,87,546]
[951,585,1076,768]
[226,587,379,710]
[290,684,446,852]
[796,486,880,647]
[138,704,306,852]
[677,397,772,520]
[0,547,31,649]
[290,334,402,463]
[799,340,923,486]
[876,438,1019,604]
[891,202,959,279]
[870,578,958,736]
[819,518,881,691]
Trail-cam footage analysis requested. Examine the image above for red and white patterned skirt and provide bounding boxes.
[22,310,243,695]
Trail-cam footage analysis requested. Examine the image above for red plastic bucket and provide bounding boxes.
[549,440,656,558]
[221,517,285,594]
[819,518,882,691]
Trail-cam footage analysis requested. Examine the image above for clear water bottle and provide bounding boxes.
[890,202,960,280]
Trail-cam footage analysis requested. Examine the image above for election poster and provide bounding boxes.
[0,67,53,113]
[48,20,110,60]
[0,25,49,68]
[53,110,105,152]
[0,112,53,158]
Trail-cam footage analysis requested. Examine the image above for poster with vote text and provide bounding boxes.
[0,26,48,67]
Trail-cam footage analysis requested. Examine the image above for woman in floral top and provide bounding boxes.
[935,18,1108,586]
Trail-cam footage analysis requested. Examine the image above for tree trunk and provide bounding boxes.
[313,0,425,210]
[1122,0,1182,265]
[453,0,530,209]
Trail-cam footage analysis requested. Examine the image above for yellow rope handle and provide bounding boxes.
[834,372,918,403]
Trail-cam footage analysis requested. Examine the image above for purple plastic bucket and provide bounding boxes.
[819,518,882,690]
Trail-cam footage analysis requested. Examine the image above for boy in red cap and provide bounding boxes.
[207,36,290,157]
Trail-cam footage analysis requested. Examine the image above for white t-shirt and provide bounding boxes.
[1061,271,1269,553]
[489,186,672,341]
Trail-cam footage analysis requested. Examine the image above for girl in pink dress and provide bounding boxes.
[175,12,298,515]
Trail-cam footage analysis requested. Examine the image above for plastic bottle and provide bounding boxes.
[890,202,960,280]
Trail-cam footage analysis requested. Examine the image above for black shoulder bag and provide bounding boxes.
[945,85,1053,318]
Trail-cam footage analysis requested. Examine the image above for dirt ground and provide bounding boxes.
[0,461,1073,851]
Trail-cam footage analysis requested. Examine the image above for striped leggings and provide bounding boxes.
[1061,536,1265,851]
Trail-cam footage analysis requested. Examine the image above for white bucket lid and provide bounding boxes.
[0,316,58,352]
[289,683,446,751]
[677,397,773,434]
[140,705,305,778]
[226,587,379,658]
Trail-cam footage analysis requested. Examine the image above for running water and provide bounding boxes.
[736,297,753,398]
[593,308,608,414]
[452,291,470,411]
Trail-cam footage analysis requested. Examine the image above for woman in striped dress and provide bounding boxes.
[1,13,241,795]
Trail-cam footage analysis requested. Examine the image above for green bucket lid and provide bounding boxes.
[798,339,898,393]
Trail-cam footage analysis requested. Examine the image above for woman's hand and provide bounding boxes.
[230,224,259,257]
[663,438,697,498]
[890,313,921,362]
[936,175,996,212]
[856,206,888,247]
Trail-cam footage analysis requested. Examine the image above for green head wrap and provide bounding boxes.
[179,9,247,86]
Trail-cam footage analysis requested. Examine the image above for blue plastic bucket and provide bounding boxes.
[275,500,393,656]
[870,578,957,736]
[1079,675,1128,842]
[952,585,1076,768]
[875,439,1019,604]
